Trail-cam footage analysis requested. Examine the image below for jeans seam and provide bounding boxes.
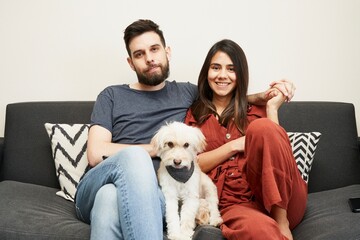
[75,204,86,222]
[115,164,135,240]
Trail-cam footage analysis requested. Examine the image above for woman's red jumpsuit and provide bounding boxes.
[185,105,307,240]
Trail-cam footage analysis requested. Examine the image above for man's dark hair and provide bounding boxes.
[124,19,166,57]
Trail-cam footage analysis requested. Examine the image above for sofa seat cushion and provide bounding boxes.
[0,180,90,240]
[293,184,360,239]
[0,180,223,240]
[192,225,225,240]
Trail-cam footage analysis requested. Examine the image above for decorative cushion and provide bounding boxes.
[287,132,322,183]
[45,123,90,202]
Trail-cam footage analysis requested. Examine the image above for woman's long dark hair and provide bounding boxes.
[191,39,249,134]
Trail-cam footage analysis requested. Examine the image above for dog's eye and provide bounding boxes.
[167,142,174,148]
[183,142,189,148]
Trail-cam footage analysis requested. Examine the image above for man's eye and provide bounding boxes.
[134,52,143,58]
[151,47,159,52]
[183,143,189,148]
[167,142,174,148]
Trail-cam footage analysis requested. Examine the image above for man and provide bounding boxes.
[75,19,295,240]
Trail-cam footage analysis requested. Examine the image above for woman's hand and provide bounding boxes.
[228,136,246,153]
[247,79,295,106]
[266,89,287,124]
[197,136,246,173]
[267,79,296,102]
[267,89,286,110]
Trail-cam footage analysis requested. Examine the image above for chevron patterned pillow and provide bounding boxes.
[287,132,322,183]
[45,123,90,202]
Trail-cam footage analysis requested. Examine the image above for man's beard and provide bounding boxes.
[136,61,170,86]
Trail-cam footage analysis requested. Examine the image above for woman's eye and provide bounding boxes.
[183,143,189,148]
[210,64,220,71]
[167,142,174,148]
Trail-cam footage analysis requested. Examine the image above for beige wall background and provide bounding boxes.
[1,0,360,137]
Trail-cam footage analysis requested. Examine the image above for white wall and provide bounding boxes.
[1,0,360,137]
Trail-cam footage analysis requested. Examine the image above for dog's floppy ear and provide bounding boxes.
[150,128,163,157]
[151,122,174,156]
[191,126,207,153]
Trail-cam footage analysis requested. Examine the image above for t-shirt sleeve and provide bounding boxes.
[188,83,198,101]
[90,89,114,133]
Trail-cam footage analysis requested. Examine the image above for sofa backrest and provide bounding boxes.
[279,101,360,193]
[0,102,94,188]
[0,101,359,193]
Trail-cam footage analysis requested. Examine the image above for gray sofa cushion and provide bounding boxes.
[193,225,225,240]
[279,102,360,193]
[0,180,90,240]
[0,179,223,240]
[293,184,360,240]
[0,102,94,188]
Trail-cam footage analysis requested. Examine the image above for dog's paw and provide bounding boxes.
[195,198,210,225]
[182,229,194,239]
[195,209,210,225]
[168,232,192,240]
[209,215,223,227]
[167,233,180,240]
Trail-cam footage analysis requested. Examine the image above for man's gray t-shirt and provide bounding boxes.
[91,80,197,144]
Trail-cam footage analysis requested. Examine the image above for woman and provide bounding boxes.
[185,39,307,240]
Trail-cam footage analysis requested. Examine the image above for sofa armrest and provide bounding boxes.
[0,137,4,175]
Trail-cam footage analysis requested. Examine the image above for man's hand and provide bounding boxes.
[247,79,296,106]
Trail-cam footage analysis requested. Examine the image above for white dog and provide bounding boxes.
[151,122,223,240]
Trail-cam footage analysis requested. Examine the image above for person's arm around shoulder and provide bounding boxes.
[247,79,296,105]
[87,125,155,167]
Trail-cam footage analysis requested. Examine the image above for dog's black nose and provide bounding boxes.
[173,159,182,165]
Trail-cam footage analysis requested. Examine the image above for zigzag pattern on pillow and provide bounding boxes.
[287,132,322,183]
[45,123,90,202]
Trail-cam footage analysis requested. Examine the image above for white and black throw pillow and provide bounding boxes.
[287,132,322,183]
[45,123,90,202]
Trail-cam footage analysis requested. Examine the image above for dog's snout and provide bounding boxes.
[173,159,182,166]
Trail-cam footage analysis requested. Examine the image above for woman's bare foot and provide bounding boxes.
[270,206,293,240]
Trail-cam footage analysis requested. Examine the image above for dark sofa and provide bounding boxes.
[0,101,359,240]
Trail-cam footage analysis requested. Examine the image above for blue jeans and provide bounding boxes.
[75,146,165,240]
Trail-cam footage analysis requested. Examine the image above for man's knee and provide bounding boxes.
[95,184,117,204]
[91,184,118,223]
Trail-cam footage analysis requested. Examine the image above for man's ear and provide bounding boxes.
[127,57,135,71]
[165,46,171,61]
